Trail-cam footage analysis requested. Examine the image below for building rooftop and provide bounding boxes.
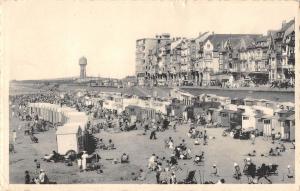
[205,34,261,51]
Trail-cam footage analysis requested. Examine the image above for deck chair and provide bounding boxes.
[183,170,197,184]
[30,134,39,143]
[267,164,278,175]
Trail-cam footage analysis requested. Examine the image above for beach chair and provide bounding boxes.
[267,164,278,175]
[183,170,197,184]
[29,134,39,143]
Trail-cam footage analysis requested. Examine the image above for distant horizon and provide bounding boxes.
[4,1,297,80]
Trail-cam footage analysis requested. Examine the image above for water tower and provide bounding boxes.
[79,57,87,79]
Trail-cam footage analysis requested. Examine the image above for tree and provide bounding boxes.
[83,130,97,155]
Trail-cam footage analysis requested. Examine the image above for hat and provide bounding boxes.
[288,165,291,168]
[213,164,216,167]
[246,157,251,161]
[234,162,238,167]
[40,169,44,172]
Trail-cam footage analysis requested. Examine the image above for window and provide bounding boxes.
[207,44,210,48]
[264,120,270,124]
[257,119,263,122]
[243,116,249,120]
[222,113,227,117]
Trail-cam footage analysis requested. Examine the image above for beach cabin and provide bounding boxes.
[238,106,257,133]
[231,98,244,106]
[56,124,85,155]
[217,96,231,105]
[243,98,255,106]
[198,94,218,102]
[265,101,277,110]
[125,105,156,122]
[261,115,273,137]
[218,109,241,128]
[208,108,221,124]
[278,102,295,111]
[255,99,268,107]
[170,89,195,106]
[278,113,295,141]
[273,110,294,136]
[250,105,275,136]
[166,99,186,118]
[125,105,143,122]
[285,114,295,141]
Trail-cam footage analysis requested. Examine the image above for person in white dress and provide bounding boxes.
[81,151,89,171]
[168,140,174,149]
[148,154,156,170]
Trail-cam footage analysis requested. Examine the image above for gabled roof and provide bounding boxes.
[171,39,183,50]
[284,22,295,38]
[255,36,268,43]
[204,34,261,51]
[279,19,295,32]
[193,32,211,42]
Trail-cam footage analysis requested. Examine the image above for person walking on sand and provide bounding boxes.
[25,170,31,184]
[251,133,255,145]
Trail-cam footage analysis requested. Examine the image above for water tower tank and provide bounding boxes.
[79,57,87,65]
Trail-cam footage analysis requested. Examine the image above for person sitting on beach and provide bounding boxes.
[211,164,219,176]
[279,143,286,152]
[181,139,187,150]
[269,148,275,156]
[275,132,281,140]
[43,150,61,162]
[194,137,201,145]
[135,169,146,181]
[25,170,31,184]
[233,162,242,180]
[107,139,115,150]
[269,148,279,156]
[35,169,49,184]
[97,138,105,149]
[248,150,256,157]
[194,151,204,164]
[120,153,129,163]
[187,127,194,138]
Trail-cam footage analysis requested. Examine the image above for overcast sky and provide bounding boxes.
[4,1,297,80]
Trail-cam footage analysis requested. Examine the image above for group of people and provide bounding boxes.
[147,153,179,184]
[25,159,51,184]
[97,138,115,150]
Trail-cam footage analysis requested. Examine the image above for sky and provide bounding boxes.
[3,0,298,80]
